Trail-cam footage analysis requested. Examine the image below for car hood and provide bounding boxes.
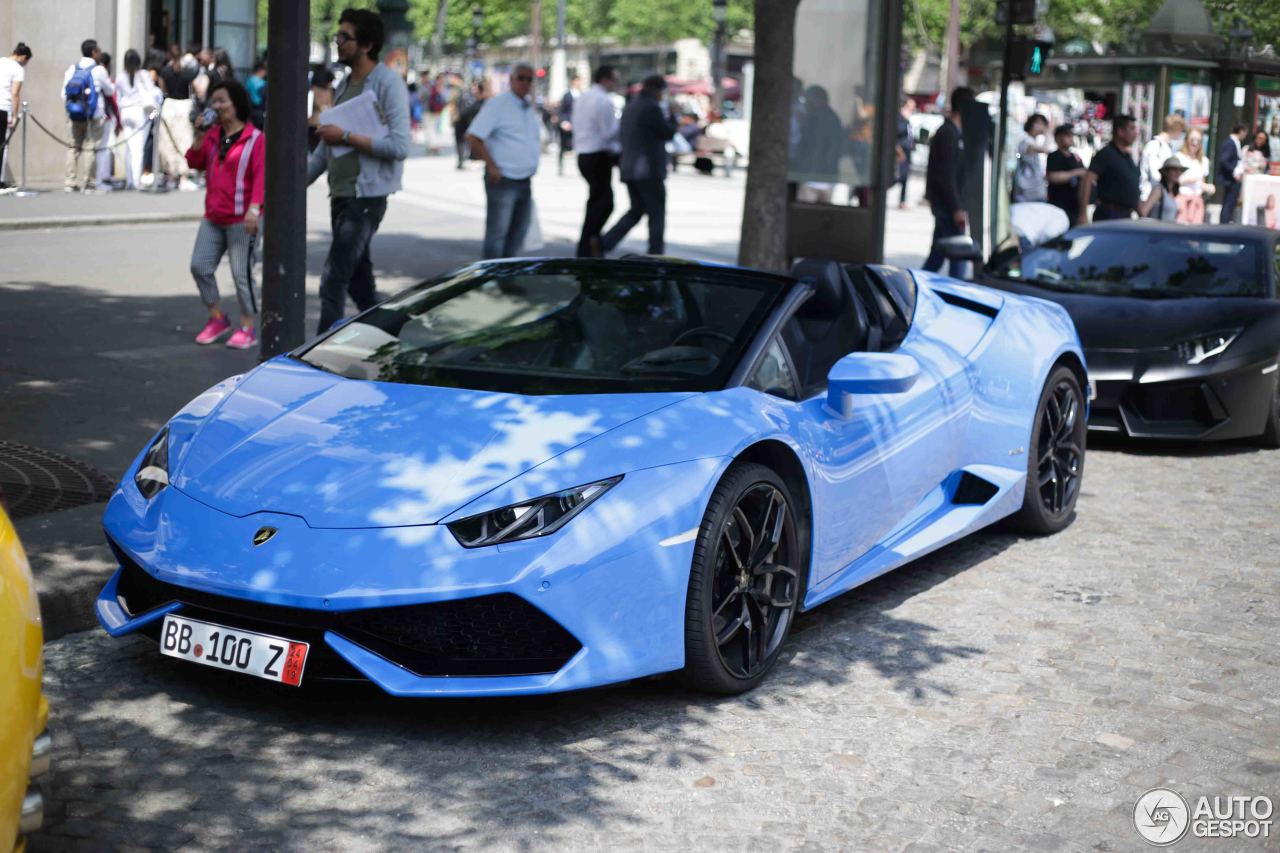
[171,359,691,528]
[977,278,1273,350]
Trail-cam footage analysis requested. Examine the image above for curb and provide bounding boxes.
[0,212,203,231]
[15,503,115,642]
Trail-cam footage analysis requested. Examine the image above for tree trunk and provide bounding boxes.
[738,0,801,272]
[530,0,543,75]
[431,0,449,73]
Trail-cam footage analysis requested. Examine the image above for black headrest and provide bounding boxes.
[789,258,850,317]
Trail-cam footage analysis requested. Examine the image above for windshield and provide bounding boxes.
[299,261,787,394]
[990,231,1266,298]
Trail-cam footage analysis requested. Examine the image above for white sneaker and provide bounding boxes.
[140,172,156,188]
[178,178,198,192]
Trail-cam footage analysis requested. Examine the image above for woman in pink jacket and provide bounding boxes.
[185,79,265,349]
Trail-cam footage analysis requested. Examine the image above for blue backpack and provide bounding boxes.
[64,65,99,121]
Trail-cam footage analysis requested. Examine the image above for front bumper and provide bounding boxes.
[96,458,723,697]
[1086,349,1278,440]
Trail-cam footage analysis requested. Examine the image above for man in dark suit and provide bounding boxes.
[923,86,975,276]
[600,75,678,256]
[1217,123,1247,224]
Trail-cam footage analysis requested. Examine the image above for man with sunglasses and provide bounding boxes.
[308,8,411,333]
[466,64,542,258]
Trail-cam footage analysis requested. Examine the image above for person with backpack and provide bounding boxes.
[61,38,115,192]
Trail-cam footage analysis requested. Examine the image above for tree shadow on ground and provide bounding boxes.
[32,529,1011,851]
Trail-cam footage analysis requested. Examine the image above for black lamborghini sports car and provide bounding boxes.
[979,221,1280,445]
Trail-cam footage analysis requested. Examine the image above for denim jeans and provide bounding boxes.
[922,201,970,279]
[318,196,387,334]
[483,176,532,259]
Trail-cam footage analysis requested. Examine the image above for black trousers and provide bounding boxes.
[601,179,666,256]
[317,196,388,334]
[0,109,9,185]
[1220,179,1241,224]
[576,151,616,257]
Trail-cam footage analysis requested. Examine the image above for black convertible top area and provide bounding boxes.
[1065,219,1280,247]
[299,257,797,395]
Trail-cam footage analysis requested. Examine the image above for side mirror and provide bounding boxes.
[937,235,983,263]
[825,352,920,419]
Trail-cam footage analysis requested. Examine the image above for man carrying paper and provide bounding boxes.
[308,7,410,333]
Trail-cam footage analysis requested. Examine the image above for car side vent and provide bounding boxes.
[952,471,1000,505]
[936,289,999,319]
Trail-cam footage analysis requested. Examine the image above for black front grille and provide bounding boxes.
[110,538,582,678]
[1126,382,1219,427]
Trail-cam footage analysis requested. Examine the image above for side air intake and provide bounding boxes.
[951,471,1000,505]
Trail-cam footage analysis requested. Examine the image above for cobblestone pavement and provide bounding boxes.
[29,439,1280,852]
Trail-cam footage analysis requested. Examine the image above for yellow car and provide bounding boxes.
[0,501,49,852]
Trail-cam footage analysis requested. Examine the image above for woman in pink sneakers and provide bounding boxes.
[185,79,264,349]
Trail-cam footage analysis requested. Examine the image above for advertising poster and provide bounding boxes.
[1257,93,1280,175]
[1121,81,1155,152]
[1241,174,1280,229]
[1169,82,1212,131]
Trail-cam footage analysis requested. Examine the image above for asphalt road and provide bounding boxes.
[28,436,1280,851]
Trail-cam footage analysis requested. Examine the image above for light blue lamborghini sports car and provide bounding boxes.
[96,257,1087,696]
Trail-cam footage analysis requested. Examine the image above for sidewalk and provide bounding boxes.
[2,151,935,640]
[0,185,206,229]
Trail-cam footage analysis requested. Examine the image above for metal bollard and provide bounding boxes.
[14,101,39,197]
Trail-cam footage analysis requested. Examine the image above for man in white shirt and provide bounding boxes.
[466,64,543,259]
[1139,114,1185,202]
[573,65,621,257]
[0,42,32,188]
[61,38,115,191]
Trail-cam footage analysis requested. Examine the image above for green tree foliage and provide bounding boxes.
[404,0,752,53]
[904,0,1279,54]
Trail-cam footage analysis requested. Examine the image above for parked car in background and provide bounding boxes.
[978,221,1280,444]
[1,497,50,851]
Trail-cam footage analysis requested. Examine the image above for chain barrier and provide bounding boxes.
[24,106,161,152]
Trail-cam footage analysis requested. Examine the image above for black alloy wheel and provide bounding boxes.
[1038,379,1083,514]
[1010,366,1086,534]
[680,463,804,694]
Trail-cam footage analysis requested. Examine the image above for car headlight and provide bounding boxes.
[1175,329,1240,365]
[134,427,170,499]
[448,476,621,548]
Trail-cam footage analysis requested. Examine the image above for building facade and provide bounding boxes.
[0,0,255,187]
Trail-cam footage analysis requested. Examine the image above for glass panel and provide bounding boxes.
[788,0,880,201]
[213,22,254,74]
[214,0,255,25]
[301,263,787,394]
[746,339,798,399]
[991,232,1264,297]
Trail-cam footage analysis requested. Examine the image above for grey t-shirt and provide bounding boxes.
[327,79,365,198]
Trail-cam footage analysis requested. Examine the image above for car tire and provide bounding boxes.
[1009,365,1086,535]
[1259,374,1280,449]
[678,462,805,695]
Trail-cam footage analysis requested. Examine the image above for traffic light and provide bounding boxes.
[996,0,1043,26]
[1009,37,1052,80]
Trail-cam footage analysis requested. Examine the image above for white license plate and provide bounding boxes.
[159,614,309,686]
